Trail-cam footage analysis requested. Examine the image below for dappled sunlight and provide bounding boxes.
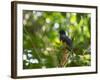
[23,10,91,69]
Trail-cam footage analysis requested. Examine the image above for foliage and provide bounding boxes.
[23,10,91,69]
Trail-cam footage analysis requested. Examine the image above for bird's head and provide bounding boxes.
[59,30,66,35]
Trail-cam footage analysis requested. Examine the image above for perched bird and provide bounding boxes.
[59,30,73,67]
[59,30,72,50]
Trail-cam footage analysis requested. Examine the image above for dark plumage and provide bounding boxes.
[59,30,72,50]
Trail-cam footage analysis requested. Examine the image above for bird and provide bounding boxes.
[59,30,73,50]
[59,30,73,67]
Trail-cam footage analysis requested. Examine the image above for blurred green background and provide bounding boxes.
[23,10,91,69]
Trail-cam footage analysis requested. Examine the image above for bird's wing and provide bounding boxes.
[65,36,72,48]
